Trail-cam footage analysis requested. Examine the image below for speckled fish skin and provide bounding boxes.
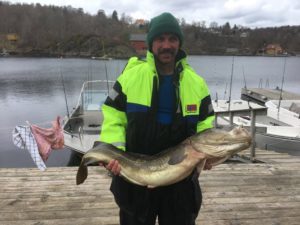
[76,126,251,188]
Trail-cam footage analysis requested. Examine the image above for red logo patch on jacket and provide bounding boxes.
[186,104,197,113]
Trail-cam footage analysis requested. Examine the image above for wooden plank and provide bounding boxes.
[241,87,300,104]
[197,217,300,225]
[0,217,119,225]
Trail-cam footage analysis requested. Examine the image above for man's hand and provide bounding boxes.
[99,159,121,175]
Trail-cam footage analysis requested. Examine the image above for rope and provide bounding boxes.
[0,120,54,131]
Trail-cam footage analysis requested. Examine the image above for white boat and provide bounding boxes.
[252,100,300,151]
[213,100,300,152]
[265,100,300,127]
[91,55,113,60]
[64,81,300,158]
[63,80,114,154]
[0,48,9,57]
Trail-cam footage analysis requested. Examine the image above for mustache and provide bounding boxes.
[158,49,176,55]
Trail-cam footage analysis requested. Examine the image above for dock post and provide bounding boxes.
[250,109,256,162]
[229,112,233,126]
[214,112,218,128]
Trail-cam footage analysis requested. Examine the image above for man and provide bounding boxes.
[100,12,215,225]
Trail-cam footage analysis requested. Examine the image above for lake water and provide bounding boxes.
[0,56,299,168]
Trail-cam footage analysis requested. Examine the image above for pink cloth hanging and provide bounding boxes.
[30,116,64,161]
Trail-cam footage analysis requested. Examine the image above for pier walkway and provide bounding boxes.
[241,87,300,105]
[1,149,300,225]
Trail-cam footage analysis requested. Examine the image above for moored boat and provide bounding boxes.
[63,80,114,154]
[213,99,300,152]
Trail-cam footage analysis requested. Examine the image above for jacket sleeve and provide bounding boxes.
[100,81,127,151]
[196,81,215,133]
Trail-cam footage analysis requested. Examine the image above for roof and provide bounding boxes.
[130,34,147,41]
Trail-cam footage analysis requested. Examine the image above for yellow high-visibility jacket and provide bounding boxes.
[100,50,215,155]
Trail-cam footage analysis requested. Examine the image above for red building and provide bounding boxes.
[130,34,147,55]
[265,44,283,55]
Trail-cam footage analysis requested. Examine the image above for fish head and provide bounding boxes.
[190,126,252,157]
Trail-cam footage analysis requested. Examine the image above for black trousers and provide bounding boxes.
[110,172,202,225]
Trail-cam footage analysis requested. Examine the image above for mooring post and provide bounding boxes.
[229,111,234,126]
[214,112,218,128]
[250,109,256,162]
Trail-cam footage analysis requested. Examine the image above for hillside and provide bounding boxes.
[1,2,300,58]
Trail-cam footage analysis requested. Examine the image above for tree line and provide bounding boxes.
[1,1,300,57]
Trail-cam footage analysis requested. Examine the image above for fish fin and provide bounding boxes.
[208,156,229,167]
[196,159,206,175]
[76,161,88,185]
[168,151,187,165]
[92,141,102,148]
[147,185,156,189]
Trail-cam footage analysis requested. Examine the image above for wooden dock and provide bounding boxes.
[1,149,300,225]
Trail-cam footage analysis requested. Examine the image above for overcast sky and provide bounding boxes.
[7,0,300,28]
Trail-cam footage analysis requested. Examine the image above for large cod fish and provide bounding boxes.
[76,127,251,188]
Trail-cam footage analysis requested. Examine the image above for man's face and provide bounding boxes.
[152,33,180,65]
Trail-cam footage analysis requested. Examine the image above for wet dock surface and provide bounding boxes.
[1,149,300,225]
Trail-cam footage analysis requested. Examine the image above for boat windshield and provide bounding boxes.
[76,80,114,112]
[82,90,108,111]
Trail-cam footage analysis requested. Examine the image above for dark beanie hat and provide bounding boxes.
[147,12,183,50]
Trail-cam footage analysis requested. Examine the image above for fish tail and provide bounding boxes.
[76,161,88,185]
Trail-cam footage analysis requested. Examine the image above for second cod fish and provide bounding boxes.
[76,126,251,188]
